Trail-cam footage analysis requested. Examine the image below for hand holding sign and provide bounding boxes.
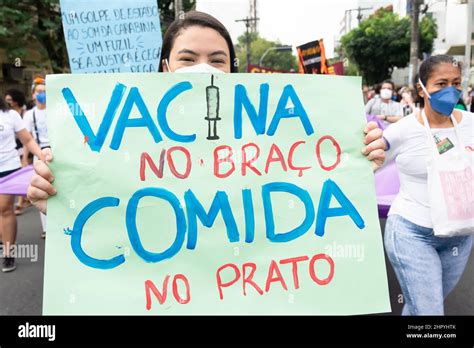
[41,72,389,315]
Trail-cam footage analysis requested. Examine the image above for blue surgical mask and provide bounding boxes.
[419,79,461,116]
[36,91,46,105]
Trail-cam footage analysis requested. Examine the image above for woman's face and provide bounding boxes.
[33,84,46,100]
[4,94,15,108]
[418,62,462,101]
[164,26,231,73]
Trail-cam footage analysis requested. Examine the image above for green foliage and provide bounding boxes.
[0,0,68,73]
[159,0,196,34]
[235,33,298,72]
[340,6,437,85]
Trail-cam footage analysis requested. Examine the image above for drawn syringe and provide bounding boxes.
[205,75,221,140]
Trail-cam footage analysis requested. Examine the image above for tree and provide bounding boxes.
[0,0,195,73]
[340,6,437,85]
[159,0,196,34]
[235,33,298,72]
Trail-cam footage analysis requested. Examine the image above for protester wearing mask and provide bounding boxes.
[365,80,404,127]
[382,55,473,315]
[27,11,386,228]
[23,77,49,239]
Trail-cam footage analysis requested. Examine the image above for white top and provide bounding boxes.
[383,110,474,228]
[24,107,50,148]
[0,109,26,172]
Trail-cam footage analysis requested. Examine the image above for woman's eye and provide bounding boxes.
[179,57,194,62]
[211,60,225,64]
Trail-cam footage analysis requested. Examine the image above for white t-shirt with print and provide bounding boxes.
[383,110,474,228]
[0,109,26,172]
[24,107,50,148]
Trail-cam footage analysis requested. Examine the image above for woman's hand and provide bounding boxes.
[362,121,385,172]
[27,148,55,214]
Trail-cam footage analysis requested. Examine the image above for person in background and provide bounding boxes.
[367,87,376,101]
[382,55,473,315]
[0,96,44,272]
[454,97,467,111]
[398,86,416,116]
[365,80,403,127]
[362,84,370,104]
[4,89,26,117]
[464,85,472,111]
[4,89,31,215]
[23,77,49,239]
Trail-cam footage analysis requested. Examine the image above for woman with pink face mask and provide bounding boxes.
[27,11,386,220]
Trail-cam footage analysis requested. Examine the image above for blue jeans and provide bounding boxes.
[384,214,472,315]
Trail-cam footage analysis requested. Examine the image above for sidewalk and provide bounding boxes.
[0,206,45,315]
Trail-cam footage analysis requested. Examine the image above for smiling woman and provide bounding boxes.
[158,11,237,73]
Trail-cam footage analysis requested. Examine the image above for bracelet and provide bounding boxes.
[384,115,388,121]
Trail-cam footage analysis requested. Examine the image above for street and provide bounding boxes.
[1,205,472,315]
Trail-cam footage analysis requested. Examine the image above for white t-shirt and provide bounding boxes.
[383,110,474,228]
[24,107,50,148]
[0,109,26,172]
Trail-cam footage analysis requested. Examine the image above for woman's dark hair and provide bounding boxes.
[0,96,10,112]
[374,83,381,95]
[416,54,462,107]
[5,88,26,108]
[381,80,395,90]
[158,11,237,73]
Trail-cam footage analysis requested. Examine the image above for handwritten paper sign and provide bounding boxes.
[60,0,162,73]
[43,73,391,315]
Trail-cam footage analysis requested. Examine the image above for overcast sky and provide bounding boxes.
[195,0,387,59]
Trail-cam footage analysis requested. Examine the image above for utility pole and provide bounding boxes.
[249,0,258,33]
[408,0,422,88]
[174,0,183,19]
[344,6,372,32]
[235,17,259,71]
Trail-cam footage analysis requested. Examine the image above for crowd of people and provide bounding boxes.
[363,79,474,127]
[0,10,472,316]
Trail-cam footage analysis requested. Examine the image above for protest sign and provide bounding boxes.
[297,39,328,74]
[60,0,162,73]
[43,72,390,315]
[328,61,345,76]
